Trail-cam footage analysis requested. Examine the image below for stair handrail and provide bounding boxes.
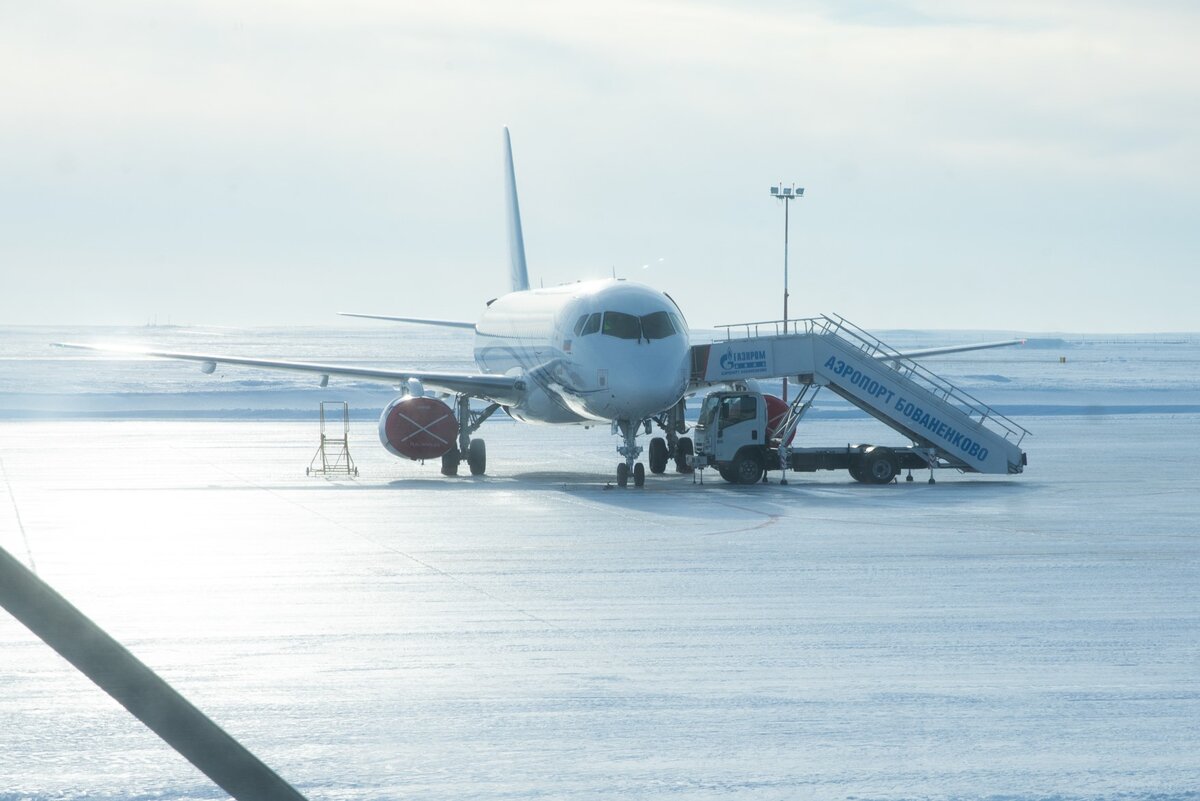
[819,313,1030,445]
[711,314,1030,446]
[714,318,821,338]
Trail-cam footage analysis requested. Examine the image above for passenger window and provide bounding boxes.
[602,311,642,340]
[581,312,602,335]
[640,311,675,340]
[573,315,589,336]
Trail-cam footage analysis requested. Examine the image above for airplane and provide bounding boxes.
[59,129,1022,487]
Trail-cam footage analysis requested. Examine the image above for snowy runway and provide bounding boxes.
[2,410,1197,800]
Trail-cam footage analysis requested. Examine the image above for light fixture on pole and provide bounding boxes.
[770,182,804,402]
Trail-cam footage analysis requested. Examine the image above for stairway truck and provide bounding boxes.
[693,390,933,485]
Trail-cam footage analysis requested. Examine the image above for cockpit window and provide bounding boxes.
[573,314,589,336]
[598,310,681,341]
[668,312,685,334]
[581,312,602,335]
[640,311,675,340]
[602,311,642,340]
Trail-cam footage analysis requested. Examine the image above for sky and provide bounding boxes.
[1,0,1197,332]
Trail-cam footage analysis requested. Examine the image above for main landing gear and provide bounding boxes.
[441,394,500,477]
[648,398,694,475]
[646,435,694,475]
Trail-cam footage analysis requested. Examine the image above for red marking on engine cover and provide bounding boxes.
[380,396,458,460]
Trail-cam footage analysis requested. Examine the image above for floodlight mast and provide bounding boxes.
[770,182,804,402]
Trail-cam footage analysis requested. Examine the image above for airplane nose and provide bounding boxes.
[604,345,689,418]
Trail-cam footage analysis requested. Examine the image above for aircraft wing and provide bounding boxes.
[878,338,1025,361]
[54,343,525,405]
[339,312,476,329]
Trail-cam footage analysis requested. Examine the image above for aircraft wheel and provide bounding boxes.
[674,437,695,473]
[617,462,629,488]
[634,462,646,487]
[731,452,764,485]
[440,446,460,476]
[467,439,486,475]
[648,437,668,474]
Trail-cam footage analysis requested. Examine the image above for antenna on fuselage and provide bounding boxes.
[503,127,531,293]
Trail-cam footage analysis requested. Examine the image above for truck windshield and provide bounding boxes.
[697,396,721,432]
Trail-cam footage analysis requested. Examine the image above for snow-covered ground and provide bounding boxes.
[1,326,1198,800]
[3,323,1199,420]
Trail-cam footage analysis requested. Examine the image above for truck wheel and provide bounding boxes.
[648,437,668,474]
[861,447,898,484]
[731,452,764,485]
[718,465,736,483]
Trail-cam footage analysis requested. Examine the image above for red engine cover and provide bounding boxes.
[763,393,797,445]
[378,396,458,461]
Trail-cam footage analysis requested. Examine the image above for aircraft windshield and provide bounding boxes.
[602,312,642,339]
[572,313,602,337]
[598,310,678,341]
[640,311,675,340]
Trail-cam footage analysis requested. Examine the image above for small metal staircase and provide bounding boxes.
[306,401,359,478]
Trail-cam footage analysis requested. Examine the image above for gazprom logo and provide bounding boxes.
[719,346,767,373]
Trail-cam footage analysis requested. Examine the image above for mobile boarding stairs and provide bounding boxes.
[690,315,1029,476]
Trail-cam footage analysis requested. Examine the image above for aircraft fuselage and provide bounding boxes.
[473,278,691,425]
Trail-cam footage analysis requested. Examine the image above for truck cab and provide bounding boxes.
[694,388,926,485]
[694,391,770,484]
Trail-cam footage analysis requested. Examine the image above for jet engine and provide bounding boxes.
[378,396,459,461]
[763,393,797,445]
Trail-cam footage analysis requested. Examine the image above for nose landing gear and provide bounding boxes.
[615,419,645,487]
[614,399,694,487]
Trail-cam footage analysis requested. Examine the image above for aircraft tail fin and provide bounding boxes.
[503,127,531,292]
